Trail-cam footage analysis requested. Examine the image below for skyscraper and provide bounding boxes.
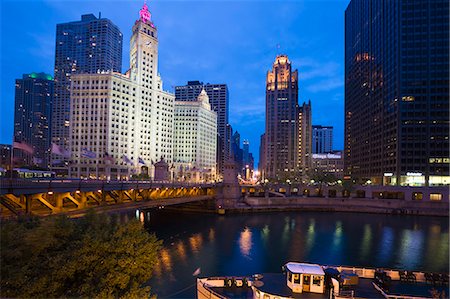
[299,101,312,174]
[242,140,250,166]
[312,125,333,154]
[174,89,217,182]
[14,73,53,168]
[52,13,123,175]
[69,3,174,179]
[345,0,449,186]
[175,81,230,176]
[264,55,300,180]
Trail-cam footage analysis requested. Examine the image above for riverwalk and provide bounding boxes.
[229,196,449,216]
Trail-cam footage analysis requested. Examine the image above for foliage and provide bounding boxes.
[307,169,337,185]
[1,211,161,298]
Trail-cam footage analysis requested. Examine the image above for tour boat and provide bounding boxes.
[197,262,449,299]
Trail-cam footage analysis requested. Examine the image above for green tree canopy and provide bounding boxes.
[1,211,161,298]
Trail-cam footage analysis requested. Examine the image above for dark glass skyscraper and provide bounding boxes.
[14,73,53,168]
[175,81,230,176]
[345,0,449,186]
[52,14,123,174]
[312,125,333,154]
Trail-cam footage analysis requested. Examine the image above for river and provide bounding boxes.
[132,210,448,298]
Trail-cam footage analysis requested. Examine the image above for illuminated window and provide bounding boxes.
[430,193,442,201]
[313,276,322,286]
[401,96,415,102]
[412,192,423,200]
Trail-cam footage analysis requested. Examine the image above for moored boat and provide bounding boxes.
[197,262,449,299]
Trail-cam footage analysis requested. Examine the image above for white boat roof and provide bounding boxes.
[285,262,325,275]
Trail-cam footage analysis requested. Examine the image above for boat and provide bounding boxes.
[197,262,449,299]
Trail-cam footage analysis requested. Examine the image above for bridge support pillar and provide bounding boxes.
[55,193,63,211]
[79,193,87,208]
[286,186,291,197]
[25,195,32,214]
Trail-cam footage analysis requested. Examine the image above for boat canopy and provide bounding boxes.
[285,263,325,276]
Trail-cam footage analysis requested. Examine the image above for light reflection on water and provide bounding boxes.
[138,210,448,298]
[239,227,253,258]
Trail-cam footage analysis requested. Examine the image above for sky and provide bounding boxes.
[0,0,349,167]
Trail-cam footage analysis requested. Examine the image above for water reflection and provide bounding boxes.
[360,224,372,260]
[425,225,449,270]
[398,230,424,269]
[189,233,203,253]
[305,219,315,254]
[331,221,343,256]
[208,228,215,242]
[377,227,394,265]
[176,241,187,262]
[239,227,253,258]
[143,211,448,298]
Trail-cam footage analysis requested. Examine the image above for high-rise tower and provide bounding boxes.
[264,55,300,180]
[345,0,449,186]
[52,13,123,175]
[14,73,53,168]
[312,125,333,154]
[69,3,174,179]
[175,81,230,177]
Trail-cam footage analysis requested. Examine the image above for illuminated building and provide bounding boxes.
[69,3,174,179]
[298,101,312,175]
[52,14,123,175]
[175,81,230,176]
[312,125,333,154]
[0,144,11,170]
[312,151,344,179]
[345,0,449,186]
[263,55,312,181]
[173,89,217,182]
[14,73,53,168]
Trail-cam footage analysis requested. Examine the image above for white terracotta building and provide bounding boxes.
[174,89,217,182]
[69,3,174,179]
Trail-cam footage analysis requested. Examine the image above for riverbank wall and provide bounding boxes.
[226,196,449,217]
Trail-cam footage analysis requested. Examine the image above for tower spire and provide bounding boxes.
[139,1,151,24]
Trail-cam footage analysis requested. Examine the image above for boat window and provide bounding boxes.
[255,290,260,298]
[293,274,300,284]
[313,275,322,286]
[288,271,292,282]
[263,294,270,299]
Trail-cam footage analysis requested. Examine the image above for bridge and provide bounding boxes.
[0,179,216,217]
[1,178,448,218]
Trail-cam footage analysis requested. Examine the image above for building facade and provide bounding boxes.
[175,81,229,176]
[69,3,174,179]
[345,0,449,186]
[0,144,12,170]
[173,89,217,182]
[52,13,123,174]
[264,55,299,180]
[312,125,333,154]
[14,73,53,169]
[299,101,312,176]
[312,151,344,179]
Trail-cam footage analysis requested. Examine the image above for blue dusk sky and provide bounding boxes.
[0,0,348,166]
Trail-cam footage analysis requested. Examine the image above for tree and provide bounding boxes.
[1,211,161,298]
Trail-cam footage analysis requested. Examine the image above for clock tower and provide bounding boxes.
[130,2,159,89]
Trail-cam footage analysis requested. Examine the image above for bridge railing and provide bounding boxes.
[0,178,217,195]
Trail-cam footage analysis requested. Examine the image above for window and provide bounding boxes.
[430,193,442,201]
[412,192,423,200]
[293,274,300,284]
[313,276,322,286]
